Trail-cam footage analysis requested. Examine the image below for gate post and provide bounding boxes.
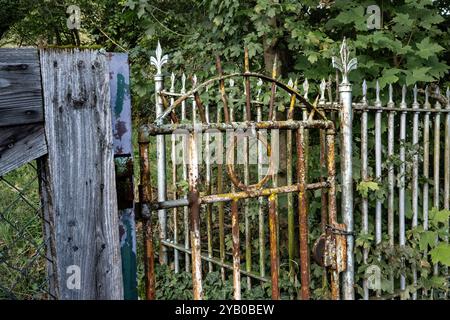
[151,41,168,264]
[332,38,357,300]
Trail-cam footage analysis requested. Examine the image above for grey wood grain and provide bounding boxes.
[0,124,47,176]
[39,49,123,300]
[0,48,43,127]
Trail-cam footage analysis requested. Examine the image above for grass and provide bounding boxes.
[0,162,49,300]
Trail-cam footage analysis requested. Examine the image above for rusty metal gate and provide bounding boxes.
[137,41,354,300]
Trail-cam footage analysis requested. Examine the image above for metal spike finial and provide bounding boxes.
[170,72,175,92]
[256,78,263,100]
[272,55,278,79]
[332,38,357,85]
[303,78,309,99]
[375,80,380,102]
[435,85,441,109]
[150,40,169,75]
[288,78,294,88]
[181,73,186,93]
[413,84,418,104]
[362,79,367,98]
[320,78,326,102]
[401,85,406,104]
[387,84,393,103]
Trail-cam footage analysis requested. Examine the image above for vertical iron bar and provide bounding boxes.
[361,80,369,300]
[412,85,420,299]
[387,84,396,296]
[387,85,395,248]
[155,71,167,265]
[231,199,241,300]
[445,88,450,210]
[243,54,252,289]
[188,128,203,300]
[444,89,450,284]
[297,127,310,300]
[375,81,382,245]
[334,44,356,299]
[399,85,407,292]
[205,94,213,273]
[319,79,328,234]
[217,98,226,281]
[423,86,431,232]
[433,87,441,278]
[256,79,265,279]
[422,87,431,298]
[269,193,280,300]
[287,79,296,283]
[170,73,179,274]
[269,59,280,273]
[181,74,190,272]
[138,127,156,299]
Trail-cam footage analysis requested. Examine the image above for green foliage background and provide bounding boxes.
[2,0,450,299]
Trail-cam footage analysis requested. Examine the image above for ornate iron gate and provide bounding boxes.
[138,42,350,300]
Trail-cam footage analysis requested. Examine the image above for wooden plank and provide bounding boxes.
[108,52,138,299]
[0,124,47,176]
[39,49,123,299]
[0,48,43,127]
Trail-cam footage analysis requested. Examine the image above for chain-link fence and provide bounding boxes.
[0,161,54,300]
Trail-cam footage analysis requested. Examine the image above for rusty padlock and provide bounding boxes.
[313,225,347,272]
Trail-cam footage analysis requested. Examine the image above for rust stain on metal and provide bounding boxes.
[138,126,156,300]
[231,199,241,300]
[193,91,207,123]
[187,132,203,300]
[296,127,310,300]
[268,193,280,300]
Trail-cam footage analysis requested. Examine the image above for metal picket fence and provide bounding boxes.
[0,161,55,300]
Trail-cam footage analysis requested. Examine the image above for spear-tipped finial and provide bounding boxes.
[320,78,326,102]
[425,85,430,107]
[401,85,407,105]
[362,79,367,99]
[332,37,357,85]
[375,80,380,102]
[181,73,186,93]
[170,72,175,92]
[389,83,394,103]
[256,78,263,100]
[303,78,309,99]
[435,86,441,108]
[150,40,169,75]
[413,84,418,105]
[272,55,278,79]
[288,78,294,88]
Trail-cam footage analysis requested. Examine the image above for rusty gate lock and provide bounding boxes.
[312,225,347,273]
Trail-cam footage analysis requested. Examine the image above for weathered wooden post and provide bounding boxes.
[39,49,123,299]
[332,38,356,300]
